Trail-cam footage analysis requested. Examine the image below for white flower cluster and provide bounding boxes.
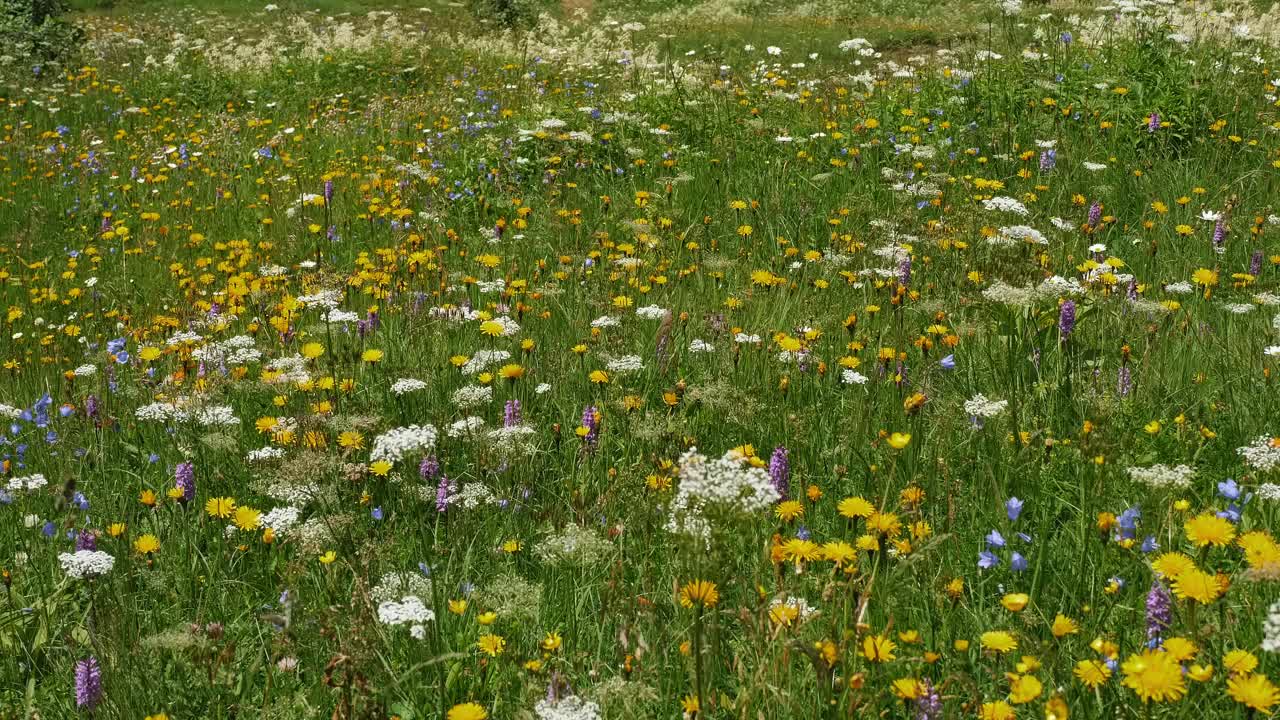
[452,384,492,408]
[981,276,1080,307]
[842,370,869,385]
[964,394,1009,418]
[606,355,645,372]
[462,350,511,375]
[448,417,486,438]
[1258,483,1280,501]
[688,339,714,353]
[191,406,240,426]
[982,196,1030,215]
[370,425,438,463]
[1126,463,1195,489]
[0,403,21,419]
[1039,275,1085,297]
[390,378,428,396]
[485,316,522,337]
[262,506,301,535]
[165,330,204,346]
[263,479,318,506]
[667,447,780,538]
[1239,436,1280,472]
[534,696,602,720]
[776,350,808,364]
[534,524,615,567]
[995,225,1048,246]
[135,402,176,421]
[372,571,433,604]
[264,355,310,384]
[296,289,344,310]
[590,315,620,329]
[134,402,239,426]
[1264,599,1280,654]
[325,308,361,324]
[982,280,1040,306]
[447,482,496,509]
[7,473,48,491]
[770,595,819,620]
[73,364,97,377]
[376,596,434,639]
[59,550,115,579]
[487,425,537,458]
[192,335,261,366]
[635,305,668,320]
[247,446,287,462]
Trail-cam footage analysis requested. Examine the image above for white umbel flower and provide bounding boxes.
[636,305,668,320]
[667,447,780,538]
[7,473,48,491]
[59,550,115,579]
[1239,436,1280,472]
[606,355,645,372]
[377,596,435,633]
[391,378,429,396]
[964,394,1008,418]
[982,196,1029,215]
[452,385,493,408]
[371,425,438,463]
[1264,600,1280,653]
[535,696,602,720]
[1126,463,1195,489]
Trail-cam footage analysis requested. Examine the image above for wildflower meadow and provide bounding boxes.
[2,0,1280,717]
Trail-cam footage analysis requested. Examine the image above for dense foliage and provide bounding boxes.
[1,0,1280,718]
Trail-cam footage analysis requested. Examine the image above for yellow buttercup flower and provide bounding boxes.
[887,432,911,449]
[1001,593,1029,612]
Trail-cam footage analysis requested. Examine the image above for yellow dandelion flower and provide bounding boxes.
[1227,673,1279,712]
[838,496,875,519]
[1184,513,1236,547]
[774,500,804,522]
[1224,649,1259,675]
[1121,650,1186,703]
[133,533,160,555]
[205,496,236,519]
[1074,659,1111,689]
[862,634,897,663]
[446,702,488,720]
[981,631,1018,653]
[679,579,719,608]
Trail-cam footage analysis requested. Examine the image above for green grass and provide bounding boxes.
[0,1,1279,719]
